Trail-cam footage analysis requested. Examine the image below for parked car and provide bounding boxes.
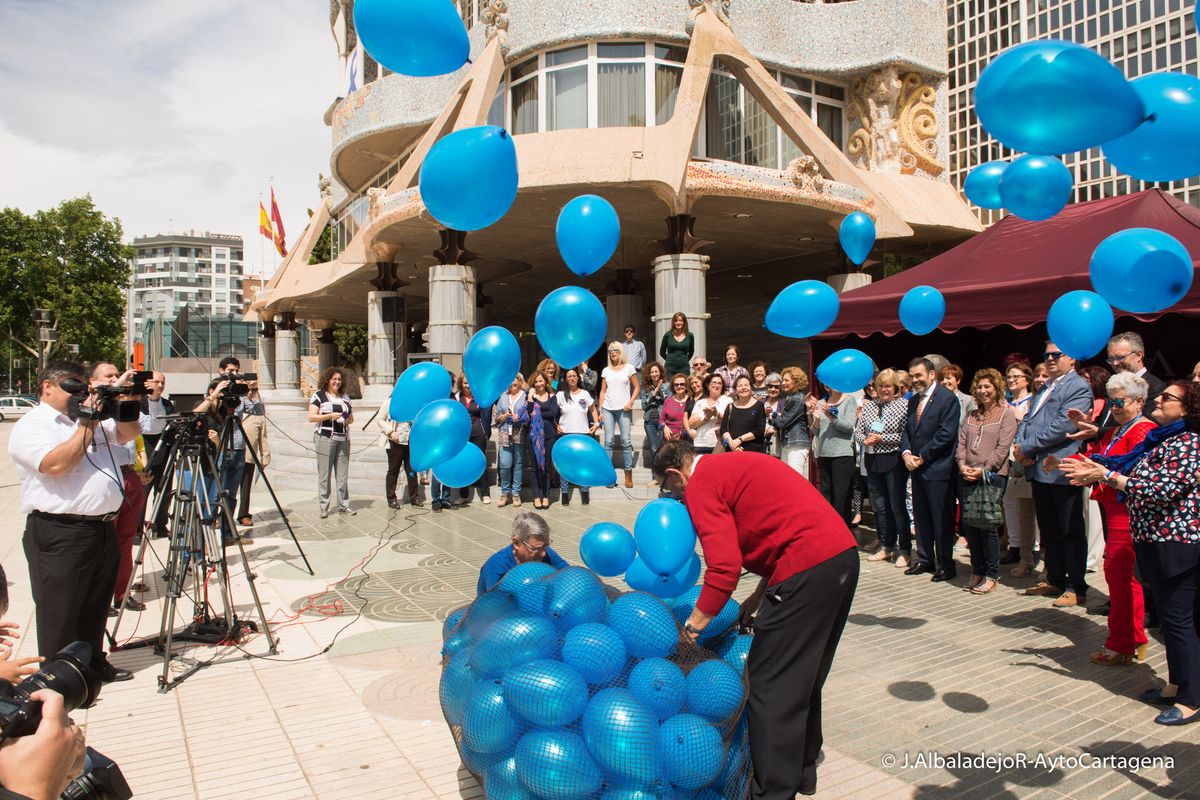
[0,395,37,422]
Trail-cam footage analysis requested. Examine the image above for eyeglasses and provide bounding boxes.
[1043,351,1065,360]
[767,385,782,390]
[1005,374,1025,382]
[672,382,686,388]
[1160,392,1185,405]
[1107,396,1135,408]
[518,538,551,555]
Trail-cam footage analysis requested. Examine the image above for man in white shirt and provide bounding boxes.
[621,325,647,372]
[7,361,141,682]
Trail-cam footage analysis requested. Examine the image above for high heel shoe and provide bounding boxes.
[1090,643,1148,666]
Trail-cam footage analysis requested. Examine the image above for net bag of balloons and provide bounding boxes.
[439,563,754,799]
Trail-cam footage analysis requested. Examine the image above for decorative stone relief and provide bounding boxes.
[846,68,944,176]
[786,155,826,194]
[481,0,511,55]
[367,187,387,221]
[318,173,332,200]
[687,0,732,35]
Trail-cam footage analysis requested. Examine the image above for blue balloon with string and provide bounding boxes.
[535,286,608,370]
[839,212,876,266]
[389,361,452,422]
[899,285,946,336]
[410,398,471,471]
[464,326,521,406]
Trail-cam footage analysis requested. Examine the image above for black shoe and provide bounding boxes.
[387,499,402,509]
[581,492,590,506]
[999,548,1021,565]
[904,563,935,576]
[410,500,424,508]
[431,503,443,513]
[95,660,133,683]
[799,762,817,796]
[107,607,118,618]
[123,596,146,612]
[561,494,570,506]
[931,570,955,583]
[129,581,148,592]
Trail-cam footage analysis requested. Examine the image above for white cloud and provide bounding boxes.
[0,0,338,277]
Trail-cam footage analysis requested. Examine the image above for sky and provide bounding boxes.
[0,0,337,278]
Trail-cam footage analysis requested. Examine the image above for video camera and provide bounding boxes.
[212,372,257,410]
[61,372,153,424]
[0,642,132,799]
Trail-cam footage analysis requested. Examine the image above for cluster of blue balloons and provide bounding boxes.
[439,565,752,800]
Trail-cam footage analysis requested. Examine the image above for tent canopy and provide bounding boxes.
[819,190,1200,339]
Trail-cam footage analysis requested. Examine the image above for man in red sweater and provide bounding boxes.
[654,441,859,799]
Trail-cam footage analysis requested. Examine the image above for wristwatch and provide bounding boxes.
[684,621,702,636]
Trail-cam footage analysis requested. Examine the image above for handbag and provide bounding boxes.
[960,471,1005,529]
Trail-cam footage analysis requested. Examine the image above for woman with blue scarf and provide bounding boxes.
[1059,380,1200,726]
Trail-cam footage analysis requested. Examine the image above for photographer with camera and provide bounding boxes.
[0,687,86,800]
[193,358,250,545]
[7,362,140,683]
[139,371,176,539]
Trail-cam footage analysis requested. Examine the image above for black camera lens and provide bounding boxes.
[18,641,101,713]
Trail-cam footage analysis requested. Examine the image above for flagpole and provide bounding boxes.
[259,192,265,284]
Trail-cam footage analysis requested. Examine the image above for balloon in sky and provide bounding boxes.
[1102,73,1200,182]
[999,155,1073,222]
[579,522,637,577]
[839,212,876,266]
[389,361,451,422]
[556,195,621,277]
[464,326,521,406]
[899,285,947,336]
[975,39,1144,154]
[963,161,1009,210]
[410,399,470,471]
[353,0,469,77]
[1089,228,1194,314]
[551,435,617,489]
[432,443,486,488]
[535,286,608,368]
[1046,290,1114,360]
[764,280,840,339]
[420,126,519,231]
[633,498,697,579]
[815,349,874,393]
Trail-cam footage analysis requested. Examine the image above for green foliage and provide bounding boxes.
[308,207,332,265]
[0,197,131,365]
[883,252,928,278]
[332,323,367,374]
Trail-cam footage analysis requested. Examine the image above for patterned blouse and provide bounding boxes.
[852,398,908,455]
[1124,431,1200,545]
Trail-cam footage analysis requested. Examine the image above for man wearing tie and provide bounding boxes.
[901,357,962,581]
[1013,341,1094,607]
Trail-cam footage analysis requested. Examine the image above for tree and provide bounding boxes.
[308,208,332,265]
[333,323,367,376]
[0,197,131,365]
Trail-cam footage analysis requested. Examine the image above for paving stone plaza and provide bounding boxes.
[2,424,1197,800]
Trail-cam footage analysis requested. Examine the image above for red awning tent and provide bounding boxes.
[819,189,1200,340]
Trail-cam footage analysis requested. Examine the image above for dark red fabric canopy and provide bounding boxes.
[818,190,1200,339]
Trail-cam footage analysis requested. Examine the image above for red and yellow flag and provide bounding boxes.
[259,201,274,241]
[270,188,288,257]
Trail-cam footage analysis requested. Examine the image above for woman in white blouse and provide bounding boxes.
[308,367,354,518]
[689,373,732,454]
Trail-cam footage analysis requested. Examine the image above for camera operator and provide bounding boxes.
[193,357,247,545]
[236,379,269,528]
[0,688,87,800]
[6,361,139,682]
[139,371,175,539]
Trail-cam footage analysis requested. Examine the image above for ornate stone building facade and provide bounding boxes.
[254,0,980,399]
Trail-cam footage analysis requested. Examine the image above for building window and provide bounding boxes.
[597,43,646,127]
[545,46,589,131]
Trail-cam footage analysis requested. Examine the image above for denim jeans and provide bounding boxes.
[430,477,452,506]
[498,441,524,495]
[205,447,245,539]
[963,523,1001,579]
[643,417,663,462]
[603,408,633,471]
[871,465,912,555]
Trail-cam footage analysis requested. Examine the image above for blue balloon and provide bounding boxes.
[353,0,469,78]
[975,40,1144,154]
[440,652,479,727]
[686,660,746,724]
[420,126,519,231]
[899,285,947,336]
[552,434,617,489]
[462,679,525,754]
[441,629,472,658]
[657,713,726,791]
[498,562,559,613]
[718,633,754,674]
[442,605,469,638]
[503,659,589,727]
[469,615,560,679]
[1047,290,1114,360]
[410,399,471,471]
[535,286,608,370]
[464,590,520,639]
[999,154,1074,222]
[460,743,507,779]
[1103,74,1200,182]
[764,280,840,339]
[671,588,737,643]
[839,212,876,266]
[581,522,637,577]
[543,567,609,631]
[389,361,452,422]
[1090,228,1194,313]
[628,658,687,721]
[514,730,604,800]
[609,593,680,660]
[464,326,521,407]
[963,161,1009,210]
[625,554,700,600]
[582,688,661,784]
[485,757,536,800]
[634,498,697,578]
[562,623,627,685]
[557,195,621,277]
[815,348,874,393]
[432,443,486,489]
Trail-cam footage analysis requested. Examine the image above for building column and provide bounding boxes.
[274,312,301,394]
[827,273,873,293]
[360,259,406,405]
[605,268,645,348]
[427,229,478,355]
[309,320,337,376]
[256,318,276,390]
[653,215,712,362]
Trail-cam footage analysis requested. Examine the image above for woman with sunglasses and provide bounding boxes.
[598,341,640,489]
[661,374,694,445]
[853,368,911,564]
[1059,381,1200,726]
[762,373,784,457]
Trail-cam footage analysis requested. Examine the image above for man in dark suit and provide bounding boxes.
[900,357,961,581]
[1013,341,1094,607]
[1101,332,1165,426]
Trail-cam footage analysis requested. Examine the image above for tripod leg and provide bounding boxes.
[238,418,314,576]
[108,530,154,649]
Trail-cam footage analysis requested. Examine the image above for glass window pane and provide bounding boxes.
[511,78,539,134]
[744,91,778,168]
[546,65,588,130]
[599,62,646,127]
[814,81,845,101]
[779,72,812,94]
[655,64,683,124]
[512,57,537,81]
[781,133,803,166]
[654,44,688,63]
[487,90,505,128]
[546,45,587,67]
[598,42,645,59]
[705,72,742,162]
[817,102,844,148]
